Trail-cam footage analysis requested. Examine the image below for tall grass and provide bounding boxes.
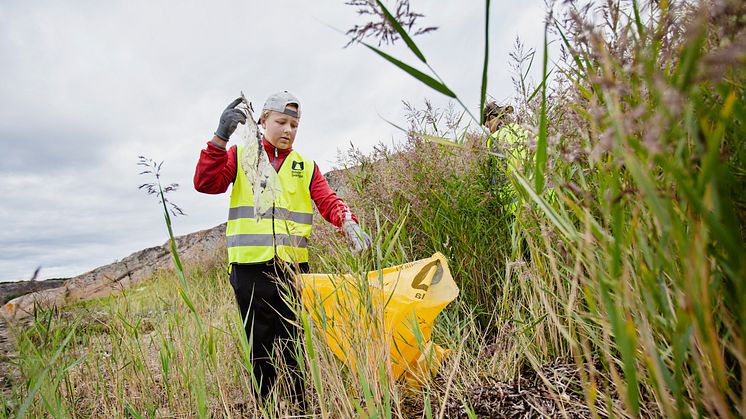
[512,1,745,416]
[0,219,498,417]
[1,264,256,417]
[349,0,746,417]
[329,0,745,416]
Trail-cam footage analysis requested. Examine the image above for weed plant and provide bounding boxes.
[511,1,746,417]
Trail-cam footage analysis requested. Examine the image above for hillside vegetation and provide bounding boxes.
[2,1,745,417]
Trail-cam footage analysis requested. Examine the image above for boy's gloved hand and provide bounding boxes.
[342,220,372,252]
[214,97,247,141]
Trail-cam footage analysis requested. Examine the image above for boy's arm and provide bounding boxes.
[193,140,237,194]
[310,163,358,228]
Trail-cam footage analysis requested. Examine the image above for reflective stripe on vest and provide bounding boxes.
[228,206,315,225]
[227,146,315,264]
[227,233,308,248]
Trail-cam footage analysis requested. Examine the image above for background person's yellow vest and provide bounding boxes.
[487,123,533,213]
[487,123,531,170]
[227,145,315,264]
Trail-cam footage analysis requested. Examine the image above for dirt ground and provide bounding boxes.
[0,318,19,401]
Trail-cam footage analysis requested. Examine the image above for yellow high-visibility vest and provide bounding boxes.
[227,145,315,264]
[487,123,532,213]
[487,123,531,167]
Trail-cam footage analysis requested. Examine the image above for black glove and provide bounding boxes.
[214,97,247,141]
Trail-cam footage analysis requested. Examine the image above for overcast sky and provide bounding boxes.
[0,0,547,282]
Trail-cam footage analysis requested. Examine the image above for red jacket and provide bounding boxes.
[194,137,355,228]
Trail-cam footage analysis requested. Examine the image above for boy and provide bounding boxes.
[194,91,371,396]
[483,102,527,156]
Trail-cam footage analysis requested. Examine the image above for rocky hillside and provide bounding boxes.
[1,223,227,322]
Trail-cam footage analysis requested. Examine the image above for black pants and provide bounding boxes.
[229,260,309,397]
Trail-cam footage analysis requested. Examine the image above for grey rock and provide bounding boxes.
[0,279,65,305]
[0,223,226,322]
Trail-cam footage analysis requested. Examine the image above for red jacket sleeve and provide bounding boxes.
[194,142,237,194]
[310,163,358,228]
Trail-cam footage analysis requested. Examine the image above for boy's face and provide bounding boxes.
[262,105,299,150]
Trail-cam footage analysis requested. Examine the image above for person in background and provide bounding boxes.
[483,101,533,211]
[194,91,372,398]
[483,101,530,165]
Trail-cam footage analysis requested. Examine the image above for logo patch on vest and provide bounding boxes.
[291,161,305,178]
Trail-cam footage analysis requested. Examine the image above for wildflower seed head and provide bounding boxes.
[343,0,437,47]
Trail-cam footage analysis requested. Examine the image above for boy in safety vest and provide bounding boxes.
[484,101,530,168]
[194,91,371,397]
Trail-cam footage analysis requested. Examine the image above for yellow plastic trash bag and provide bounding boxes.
[299,252,459,385]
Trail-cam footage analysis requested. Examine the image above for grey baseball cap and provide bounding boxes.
[262,91,301,119]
